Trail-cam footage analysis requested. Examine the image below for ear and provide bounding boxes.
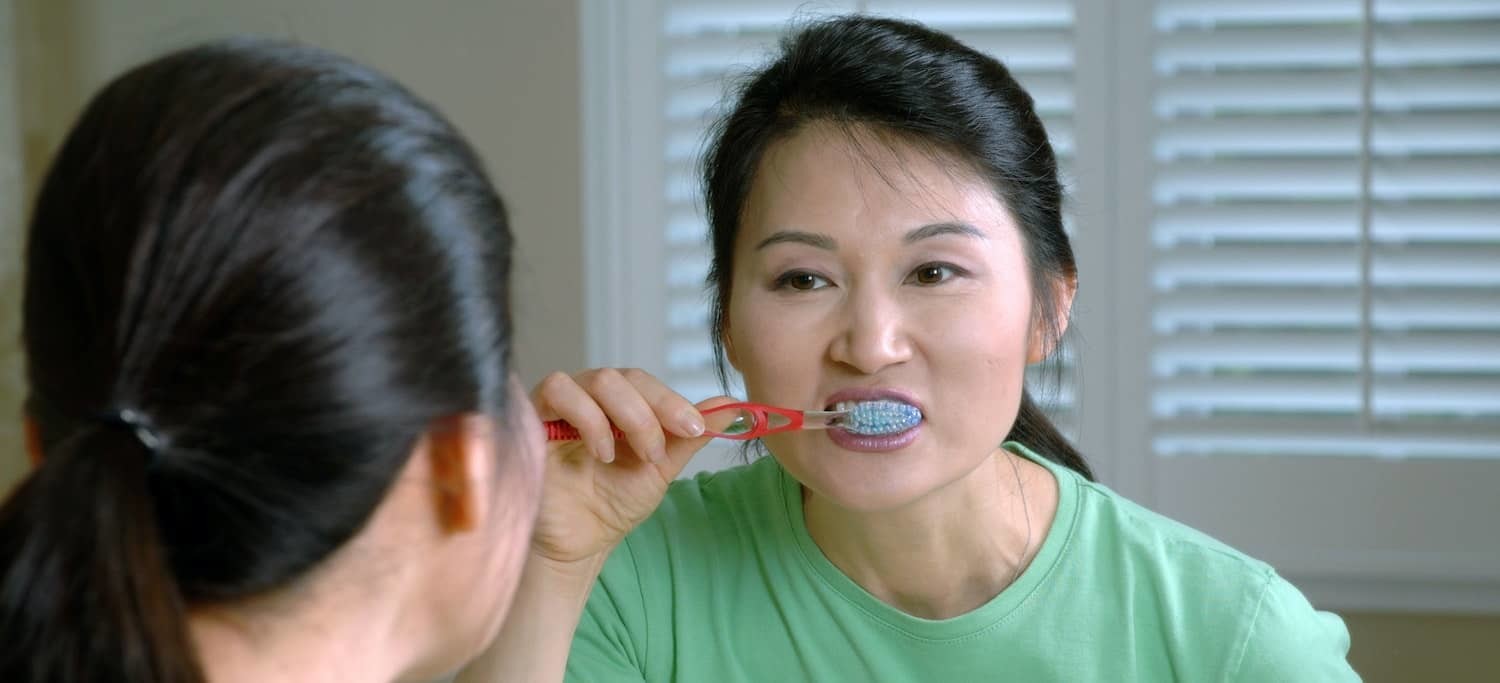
[1027,274,1077,364]
[422,414,495,534]
[722,323,741,371]
[24,415,42,468]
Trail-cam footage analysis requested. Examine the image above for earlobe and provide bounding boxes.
[1027,275,1078,364]
[425,414,494,533]
[1025,322,1054,364]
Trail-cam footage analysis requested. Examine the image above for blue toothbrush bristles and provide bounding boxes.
[841,400,923,435]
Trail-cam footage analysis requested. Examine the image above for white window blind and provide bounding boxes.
[657,0,1081,432]
[1149,0,1500,460]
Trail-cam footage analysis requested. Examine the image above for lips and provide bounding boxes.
[825,424,921,452]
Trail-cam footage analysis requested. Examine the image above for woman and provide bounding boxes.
[466,15,1357,682]
[0,39,543,682]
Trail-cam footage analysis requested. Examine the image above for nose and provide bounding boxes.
[827,286,913,375]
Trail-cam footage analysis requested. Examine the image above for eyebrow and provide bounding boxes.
[904,221,986,244]
[755,230,837,251]
[754,221,986,252]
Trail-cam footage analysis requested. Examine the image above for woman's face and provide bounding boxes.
[727,124,1056,511]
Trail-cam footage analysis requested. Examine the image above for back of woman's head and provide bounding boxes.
[703,14,1092,479]
[1,39,519,681]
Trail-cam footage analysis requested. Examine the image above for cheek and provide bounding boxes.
[918,295,1032,430]
[919,291,1032,366]
[729,295,823,400]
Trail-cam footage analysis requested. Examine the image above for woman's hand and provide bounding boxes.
[528,368,733,568]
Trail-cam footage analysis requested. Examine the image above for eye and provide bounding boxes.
[908,263,961,286]
[774,270,831,291]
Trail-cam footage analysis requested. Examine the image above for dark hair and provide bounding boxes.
[0,39,519,681]
[702,15,1092,479]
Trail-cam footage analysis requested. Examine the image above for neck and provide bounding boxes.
[803,448,1056,620]
[189,569,431,683]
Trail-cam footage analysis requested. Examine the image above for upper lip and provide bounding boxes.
[821,387,924,414]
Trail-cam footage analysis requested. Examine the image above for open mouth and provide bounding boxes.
[821,399,923,452]
[818,389,925,452]
[825,400,924,436]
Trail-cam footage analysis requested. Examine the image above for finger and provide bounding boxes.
[619,368,705,439]
[585,368,669,464]
[534,371,617,464]
[530,371,572,422]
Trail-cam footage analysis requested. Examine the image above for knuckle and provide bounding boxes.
[618,408,655,433]
[540,371,571,390]
[585,368,620,393]
[535,371,573,399]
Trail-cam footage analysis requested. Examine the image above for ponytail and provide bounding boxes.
[1007,389,1094,481]
[0,425,203,683]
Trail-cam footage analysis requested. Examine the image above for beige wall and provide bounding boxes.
[1345,612,1500,682]
[2,0,585,490]
[1,1,25,496]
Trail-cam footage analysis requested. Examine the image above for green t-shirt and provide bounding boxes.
[567,443,1358,681]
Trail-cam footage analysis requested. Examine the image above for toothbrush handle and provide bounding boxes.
[544,420,627,442]
[544,403,809,442]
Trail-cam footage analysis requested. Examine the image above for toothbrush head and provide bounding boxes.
[840,400,923,436]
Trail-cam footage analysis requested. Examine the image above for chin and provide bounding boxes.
[778,431,1000,512]
[772,437,939,512]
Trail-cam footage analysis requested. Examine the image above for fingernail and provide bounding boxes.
[677,410,705,437]
[593,439,615,464]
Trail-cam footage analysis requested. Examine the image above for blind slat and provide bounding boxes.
[1155,424,1500,459]
[1156,157,1500,201]
[1156,112,1500,158]
[1155,288,1500,332]
[1156,201,1500,245]
[1157,67,1500,114]
[1157,0,1500,28]
[1155,331,1500,373]
[1157,22,1500,71]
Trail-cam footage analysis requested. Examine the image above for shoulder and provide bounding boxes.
[1062,464,1277,591]
[1042,457,1355,679]
[1230,570,1358,680]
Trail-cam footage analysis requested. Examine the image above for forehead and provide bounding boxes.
[740,123,1013,240]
